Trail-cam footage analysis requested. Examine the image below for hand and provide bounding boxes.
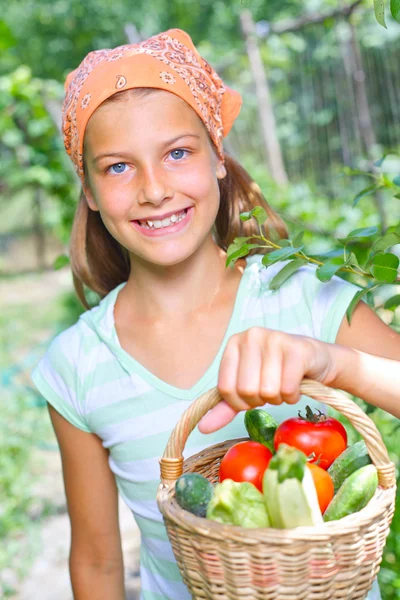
[199,328,338,433]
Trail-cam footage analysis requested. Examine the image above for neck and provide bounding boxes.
[119,240,241,320]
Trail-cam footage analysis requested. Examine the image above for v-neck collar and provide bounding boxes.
[95,257,252,400]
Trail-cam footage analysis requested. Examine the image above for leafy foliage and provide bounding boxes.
[374,0,400,25]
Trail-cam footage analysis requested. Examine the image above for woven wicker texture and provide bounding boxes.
[157,379,396,599]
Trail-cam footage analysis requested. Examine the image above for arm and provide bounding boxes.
[322,343,400,418]
[199,308,400,433]
[336,300,400,359]
[48,405,125,600]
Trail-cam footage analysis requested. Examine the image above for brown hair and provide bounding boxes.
[70,90,288,308]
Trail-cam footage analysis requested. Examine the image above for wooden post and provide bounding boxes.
[240,10,288,186]
[33,186,46,270]
[337,19,388,231]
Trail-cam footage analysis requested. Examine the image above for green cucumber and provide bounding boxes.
[324,464,378,522]
[244,408,279,453]
[328,440,372,493]
[175,473,213,517]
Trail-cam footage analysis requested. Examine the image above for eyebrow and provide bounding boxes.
[92,133,201,164]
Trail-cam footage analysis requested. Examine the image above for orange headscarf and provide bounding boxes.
[62,28,242,182]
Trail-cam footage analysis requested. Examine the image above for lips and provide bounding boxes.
[130,206,193,237]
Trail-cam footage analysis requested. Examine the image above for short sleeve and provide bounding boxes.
[296,265,361,343]
[255,259,361,344]
[31,326,91,433]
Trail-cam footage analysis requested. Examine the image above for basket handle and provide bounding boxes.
[160,379,396,489]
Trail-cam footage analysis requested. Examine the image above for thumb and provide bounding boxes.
[198,400,238,433]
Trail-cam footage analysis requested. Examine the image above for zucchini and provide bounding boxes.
[328,440,372,493]
[263,444,323,528]
[244,408,279,453]
[175,473,213,517]
[324,464,378,522]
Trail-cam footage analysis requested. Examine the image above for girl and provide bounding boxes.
[32,28,399,600]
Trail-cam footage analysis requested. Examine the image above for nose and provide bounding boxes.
[137,164,172,206]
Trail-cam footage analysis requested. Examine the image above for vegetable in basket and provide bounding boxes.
[175,473,213,517]
[274,406,347,470]
[328,439,372,493]
[244,408,278,453]
[219,440,272,492]
[206,478,270,528]
[307,463,334,514]
[263,444,323,528]
[324,464,378,522]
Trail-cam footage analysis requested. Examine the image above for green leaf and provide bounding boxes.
[339,226,379,245]
[226,243,260,267]
[352,185,378,207]
[348,226,379,239]
[371,231,400,254]
[226,244,251,267]
[391,0,400,22]
[262,246,304,267]
[228,237,251,253]
[316,257,345,282]
[374,0,387,27]
[269,258,308,290]
[373,155,387,168]
[278,239,292,247]
[292,231,305,247]
[53,254,70,270]
[239,212,252,222]
[393,175,400,186]
[0,20,16,51]
[370,253,399,283]
[346,288,369,323]
[250,206,268,226]
[394,193,400,199]
[384,294,400,310]
[346,252,360,268]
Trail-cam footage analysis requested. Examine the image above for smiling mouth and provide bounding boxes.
[135,208,188,230]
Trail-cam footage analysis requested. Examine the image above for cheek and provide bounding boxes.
[178,164,220,204]
[95,187,131,218]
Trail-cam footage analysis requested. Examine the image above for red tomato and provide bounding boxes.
[273,407,347,470]
[307,463,335,514]
[219,441,272,491]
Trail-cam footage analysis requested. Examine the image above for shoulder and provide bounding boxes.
[243,254,360,342]
[32,282,122,385]
[245,254,357,297]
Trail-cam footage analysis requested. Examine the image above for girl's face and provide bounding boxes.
[83,90,226,268]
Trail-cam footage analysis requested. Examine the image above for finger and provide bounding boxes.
[234,331,264,408]
[218,338,249,413]
[280,347,304,404]
[198,401,238,433]
[259,345,284,405]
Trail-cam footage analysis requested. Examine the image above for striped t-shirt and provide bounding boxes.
[31,255,380,600]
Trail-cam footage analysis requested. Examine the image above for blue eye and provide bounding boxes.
[170,149,186,160]
[109,163,127,174]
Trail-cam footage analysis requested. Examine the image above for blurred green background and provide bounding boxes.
[1,0,400,598]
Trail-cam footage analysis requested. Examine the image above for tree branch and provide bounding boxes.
[269,0,363,35]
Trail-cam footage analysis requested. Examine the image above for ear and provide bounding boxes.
[83,185,99,212]
[216,161,227,180]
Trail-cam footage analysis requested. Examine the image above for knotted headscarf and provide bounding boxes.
[61,28,242,182]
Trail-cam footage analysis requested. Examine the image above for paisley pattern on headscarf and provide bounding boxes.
[62,29,242,181]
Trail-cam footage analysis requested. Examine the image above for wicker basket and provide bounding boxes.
[157,380,397,599]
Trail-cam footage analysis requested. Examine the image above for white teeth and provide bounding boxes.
[138,209,187,229]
